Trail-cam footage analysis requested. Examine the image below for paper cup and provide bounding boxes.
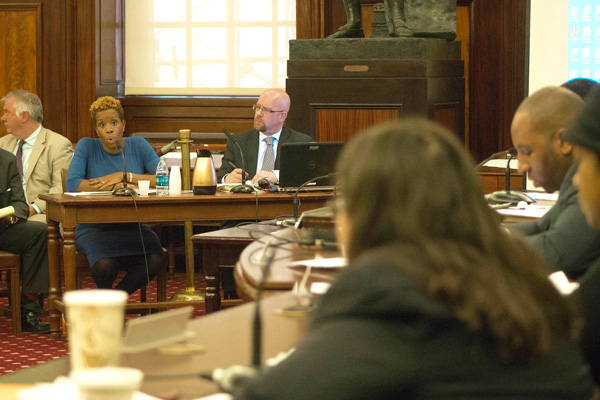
[72,367,143,400]
[138,180,150,196]
[63,290,128,371]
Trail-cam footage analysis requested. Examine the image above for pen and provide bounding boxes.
[227,160,237,169]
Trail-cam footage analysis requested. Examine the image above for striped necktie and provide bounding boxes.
[16,140,25,181]
[261,136,275,172]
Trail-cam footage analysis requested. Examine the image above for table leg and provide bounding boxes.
[203,243,221,313]
[47,221,61,338]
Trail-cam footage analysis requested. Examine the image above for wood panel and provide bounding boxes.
[314,107,398,142]
[119,97,257,135]
[0,4,41,138]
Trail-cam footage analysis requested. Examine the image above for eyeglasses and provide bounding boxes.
[252,104,286,114]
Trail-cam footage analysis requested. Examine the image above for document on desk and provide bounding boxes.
[65,190,157,196]
[288,257,347,269]
[496,205,552,219]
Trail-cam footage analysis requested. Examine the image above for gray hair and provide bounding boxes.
[2,89,43,123]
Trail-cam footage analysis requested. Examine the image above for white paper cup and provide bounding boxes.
[63,290,128,371]
[72,367,143,400]
[138,180,150,196]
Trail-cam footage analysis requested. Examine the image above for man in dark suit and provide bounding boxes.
[0,149,50,333]
[217,88,312,185]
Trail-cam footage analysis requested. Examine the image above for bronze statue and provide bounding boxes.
[328,0,456,40]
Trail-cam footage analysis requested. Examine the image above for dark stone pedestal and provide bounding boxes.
[285,38,464,143]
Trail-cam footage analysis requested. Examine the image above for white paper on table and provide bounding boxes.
[483,159,518,170]
[496,205,552,219]
[548,271,579,295]
[17,376,160,400]
[288,257,347,269]
[524,192,559,202]
[66,190,157,196]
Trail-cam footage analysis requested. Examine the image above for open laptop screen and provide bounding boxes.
[278,142,344,188]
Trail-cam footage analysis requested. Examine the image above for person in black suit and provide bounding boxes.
[563,87,600,383]
[233,119,593,399]
[217,88,311,185]
[0,149,50,334]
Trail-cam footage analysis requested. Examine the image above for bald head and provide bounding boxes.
[253,89,291,135]
[515,86,583,142]
[260,89,290,112]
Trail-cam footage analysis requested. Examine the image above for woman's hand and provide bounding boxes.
[87,172,124,190]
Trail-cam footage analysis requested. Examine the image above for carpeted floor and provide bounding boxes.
[0,271,208,375]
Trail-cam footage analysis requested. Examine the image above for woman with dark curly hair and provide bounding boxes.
[66,96,163,295]
[234,118,593,399]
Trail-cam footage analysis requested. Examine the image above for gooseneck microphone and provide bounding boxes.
[293,174,335,222]
[473,147,515,171]
[489,147,535,204]
[113,140,137,196]
[223,129,254,193]
[193,237,276,393]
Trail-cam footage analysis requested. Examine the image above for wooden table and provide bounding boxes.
[40,191,332,338]
[234,228,340,301]
[1,292,309,400]
[192,223,282,312]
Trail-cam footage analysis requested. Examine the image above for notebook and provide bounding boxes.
[277,142,344,189]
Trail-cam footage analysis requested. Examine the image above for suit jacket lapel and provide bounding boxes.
[245,130,259,177]
[0,135,17,153]
[26,127,46,181]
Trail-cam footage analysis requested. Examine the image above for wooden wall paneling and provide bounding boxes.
[41,1,69,139]
[296,0,325,39]
[74,0,96,142]
[119,97,257,136]
[313,107,399,142]
[468,0,527,162]
[0,3,41,138]
[96,0,123,98]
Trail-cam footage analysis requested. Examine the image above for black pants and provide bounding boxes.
[0,220,49,294]
[90,252,164,295]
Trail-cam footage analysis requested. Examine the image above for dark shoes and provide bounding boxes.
[21,294,50,334]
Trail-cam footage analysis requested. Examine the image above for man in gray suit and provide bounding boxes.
[0,90,73,223]
[217,88,312,185]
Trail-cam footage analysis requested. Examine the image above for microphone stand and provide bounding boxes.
[293,174,332,222]
[223,129,254,193]
[489,148,535,204]
[194,237,276,393]
[113,140,137,196]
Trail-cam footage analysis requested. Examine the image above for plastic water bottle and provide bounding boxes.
[156,157,169,196]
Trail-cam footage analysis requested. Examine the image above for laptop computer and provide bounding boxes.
[277,142,344,190]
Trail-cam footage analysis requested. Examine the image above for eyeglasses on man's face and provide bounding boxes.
[252,104,286,115]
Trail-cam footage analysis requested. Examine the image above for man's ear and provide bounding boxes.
[556,128,573,156]
[19,111,29,123]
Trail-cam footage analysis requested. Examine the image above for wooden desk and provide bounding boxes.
[192,223,282,312]
[234,228,340,301]
[40,191,332,338]
[1,292,308,400]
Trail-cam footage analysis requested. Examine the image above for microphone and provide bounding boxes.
[223,129,254,193]
[155,139,179,157]
[113,140,137,196]
[287,174,335,225]
[489,147,535,204]
[473,147,515,171]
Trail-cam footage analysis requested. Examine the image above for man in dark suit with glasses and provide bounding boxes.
[217,88,311,186]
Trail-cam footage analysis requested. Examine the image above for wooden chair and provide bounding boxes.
[61,168,168,306]
[0,251,21,333]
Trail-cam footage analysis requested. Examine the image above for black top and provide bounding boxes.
[235,248,594,400]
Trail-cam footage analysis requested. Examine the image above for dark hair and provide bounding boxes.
[335,118,580,360]
[561,78,600,100]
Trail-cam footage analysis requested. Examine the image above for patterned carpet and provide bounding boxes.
[0,271,209,376]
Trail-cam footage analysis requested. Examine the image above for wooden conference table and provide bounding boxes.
[0,291,309,400]
[39,191,332,338]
